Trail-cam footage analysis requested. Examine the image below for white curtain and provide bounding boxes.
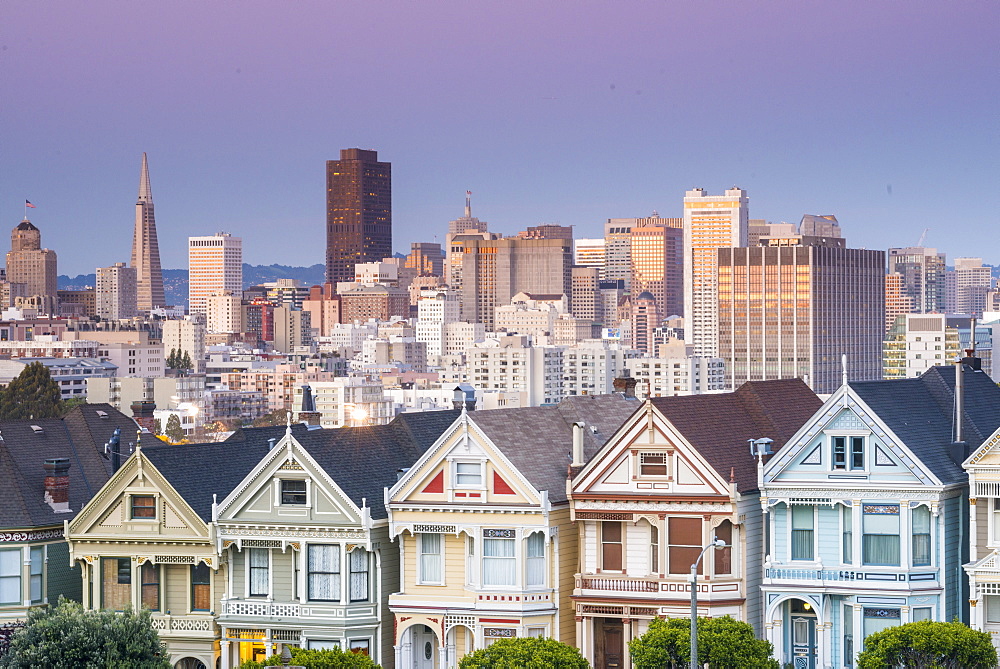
[308,544,340,601]
[791,505,814,561]
[526,533,545,587]
[863,510,900,566]
[0,550,19,604]
[249,548,270,596]
[483,538,515,586]
[420,534,442,583]
[349,549,368,602]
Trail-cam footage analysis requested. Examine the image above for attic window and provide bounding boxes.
[639,453,668,476]
[131,495,156,519]
[30,425,43,434]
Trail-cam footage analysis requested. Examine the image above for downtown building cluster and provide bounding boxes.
[0,149,999,668]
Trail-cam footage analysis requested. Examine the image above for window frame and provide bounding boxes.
[482,530,517,588]
[842,504,854,565]
[790,505,815,562]
[667,516,703,575]
[307,543,341,603]
[348,548,369,602]
[280,479,308,506]
[0,549,21,606]
[102,557,132,611]
[248,548,270,597]
[830,432,869,471]
[191,562,211,611]
[140,561,160,611]
[29,546,43,604]
[525,532,545,588]
[130,495,157,520]
[638,452,668,477]
[454,461,483,488]
[418,533,444,585]
[862,505,901,567]
[911,504,932,567]
[600,521,624,572]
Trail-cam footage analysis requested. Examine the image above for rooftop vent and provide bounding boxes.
[96,410,109,419]
[30,425,43,434]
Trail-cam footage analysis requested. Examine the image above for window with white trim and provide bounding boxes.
[455,462,482,487]
[29,547,43,604]
[526,532,545,587]
[911,505,931,567]
[0,550,20,605]
[483,530,516,587]
[349,549,369,602]
[833,436,865,470]
[418,534,443,584]
[862,505,900,566]
[308,544,340,602]
[280,479,307,505]
[791,505,815,561]
[248,548,269,597]
[639,452,667,476]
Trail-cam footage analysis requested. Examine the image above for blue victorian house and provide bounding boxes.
[759,363,1000,669]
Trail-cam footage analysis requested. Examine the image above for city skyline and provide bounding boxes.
[3,1,997,276]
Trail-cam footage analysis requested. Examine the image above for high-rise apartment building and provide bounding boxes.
[884,272,915,335]
[405,242,444,277]
[6,219,57,312]
[684,187,749,356]
[456,236,573,330]
[130,153,165,311]
[887,247,947,314]
[882,313,960,380]
[206,291,243,334]
[631,291,661,355]
[570,266,601,322]
[188,233,242,316]
[326,148,392,284]
[718,239,884,394]
[162,316,206,373]
[947,257,992,317]
[573,238,605,269]
[602,218,636,288]
[96,262,137,320]
[630,215,683,319]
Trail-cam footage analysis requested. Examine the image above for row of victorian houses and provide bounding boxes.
[3,358,1000,669]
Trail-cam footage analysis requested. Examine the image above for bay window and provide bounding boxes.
[308,544,340,601]
[911,505,931,566]
[419,534,443,584]
[791,505,814,561]
[349,549,369,602]
[862,505,900,566]
[483,530,516,587]
[526,532,545,587]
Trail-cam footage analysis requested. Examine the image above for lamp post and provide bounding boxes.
[690,538,727,668]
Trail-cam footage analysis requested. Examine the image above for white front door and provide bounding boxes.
[412,625,437,669]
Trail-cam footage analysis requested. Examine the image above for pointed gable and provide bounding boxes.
[648,379,822,493]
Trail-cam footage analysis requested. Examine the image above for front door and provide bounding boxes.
[594,618,624,669]
[412,625,437,669]
[790,615,817,669]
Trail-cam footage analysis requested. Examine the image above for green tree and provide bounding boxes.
[238,645,379,668]
[0,597,170,668]
[0,362,63,420]
[180,351,193,370]
[857,619,997,669]
[252,408,289,428]
[152,418,162,435]
[59,396,88,415]
[459,636,588,668]
[166,348,177,369]
[164,413,184,443]
[629,616,778,669]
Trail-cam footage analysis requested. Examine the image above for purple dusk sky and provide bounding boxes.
[2,1,998,276]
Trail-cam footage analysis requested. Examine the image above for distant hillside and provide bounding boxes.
[59,263,327,307]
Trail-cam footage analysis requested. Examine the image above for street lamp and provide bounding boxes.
[690,538,727,668]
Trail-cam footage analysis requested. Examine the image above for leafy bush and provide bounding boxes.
[629,616,779,669]
[0,598,170,668]
[459,636,588,668]
[857,619,997,669]
[238,645,380,668]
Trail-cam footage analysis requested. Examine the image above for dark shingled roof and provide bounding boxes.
[849,365,1000,485]
[470,394,642,503]
[144,410,464,521]
[0,404,135,529]
[650,379,822,493]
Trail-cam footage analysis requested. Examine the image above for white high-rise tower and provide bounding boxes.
[188,233,243,316]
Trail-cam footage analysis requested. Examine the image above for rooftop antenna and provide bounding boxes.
[465,191,472,218]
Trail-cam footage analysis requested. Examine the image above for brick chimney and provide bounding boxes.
[131,400,156,433]
[613,376,638,399]
[43,458,71,513]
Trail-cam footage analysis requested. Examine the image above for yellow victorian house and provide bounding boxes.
[387,395,638,668]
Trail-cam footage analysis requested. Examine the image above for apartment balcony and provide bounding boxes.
[149,613,216,638]
[763,566,939,591]
[574,573,743,601]
[219,598,378,624]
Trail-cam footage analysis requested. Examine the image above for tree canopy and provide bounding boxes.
[164,413,184,443]
[857,620,997,669]
[252,408,289,428]
[0,361,63,420]
[629,616,779,669]
[459,636,588,668]
[238,645,379,668]
[0,598,170,668]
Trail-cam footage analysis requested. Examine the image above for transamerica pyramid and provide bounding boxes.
[130,153,165,311]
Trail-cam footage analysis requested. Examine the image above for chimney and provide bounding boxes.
[453,384,476,411]
[297,385,321,426]
[130,400,156,433]
[950,358,969,465]
[43,458,71,513]
[571,422,586,467]
[613,376,638,399]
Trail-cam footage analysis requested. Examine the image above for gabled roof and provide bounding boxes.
[0,403,134,529]
[469,394,641,503]
[146,410,464,521]
[849,365,1000,485]
[650,379,822,493]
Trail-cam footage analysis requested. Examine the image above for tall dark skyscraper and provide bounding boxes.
[130,153,165,311]
[326,148,392,284]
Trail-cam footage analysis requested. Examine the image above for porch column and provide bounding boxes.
[622,618,632,669]
[438,643,448,669]
[264,629,272,658]
[80,562,89,608]
[817,621,832,669]
[970,498,979,563]
[220,632,230,669]
[575,616,587,664]
[852,604,863,665]
[765,618,782,666]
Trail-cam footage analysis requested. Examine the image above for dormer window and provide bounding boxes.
[280,480,307,505]
[455,463,482,487]
[131,495,156,519]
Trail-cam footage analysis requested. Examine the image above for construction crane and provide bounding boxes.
[917,228,929,247]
